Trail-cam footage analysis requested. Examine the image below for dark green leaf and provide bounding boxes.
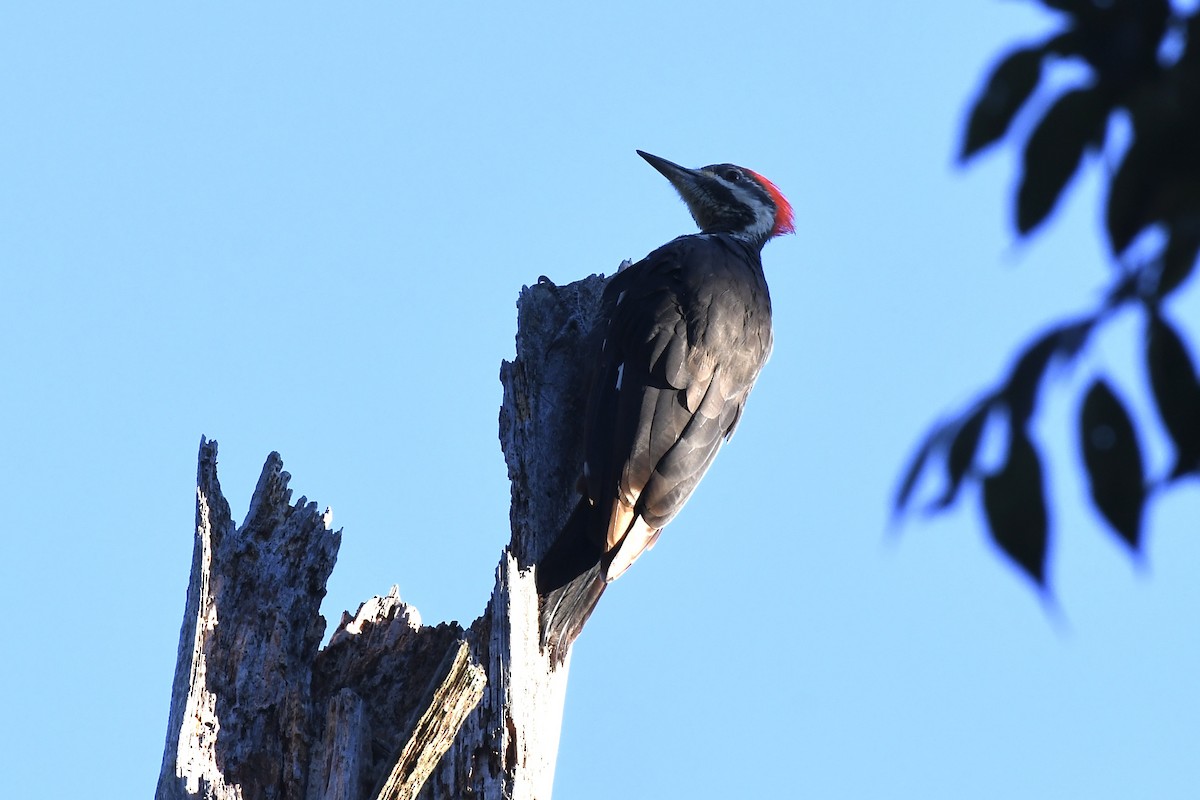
[961,46,1046,162]
[983,425,1050,586]
[1157,228,1200,299]
[1079,379,1145,551]
[1017,87,1110,234]
[1146,311,1200,477]
[1006,317,1097,423]
[935,402,991,508]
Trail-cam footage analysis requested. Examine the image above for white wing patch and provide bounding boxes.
[603,515,661,583]
[615,362,624,390]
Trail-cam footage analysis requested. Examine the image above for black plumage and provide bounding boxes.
[537,151,792,660]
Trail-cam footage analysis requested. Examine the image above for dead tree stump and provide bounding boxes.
[157,275,608,800]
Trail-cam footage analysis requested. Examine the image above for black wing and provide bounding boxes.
[582,234,773,544]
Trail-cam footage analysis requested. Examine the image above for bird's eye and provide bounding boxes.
[724,169,742,182]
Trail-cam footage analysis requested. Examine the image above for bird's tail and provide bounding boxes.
[536,499,608,662]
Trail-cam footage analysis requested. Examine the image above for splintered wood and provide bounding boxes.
[157,276,609,800]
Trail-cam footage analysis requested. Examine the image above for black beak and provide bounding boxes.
[636,150,705,196]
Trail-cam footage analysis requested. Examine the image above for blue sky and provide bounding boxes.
[2,2,1197,797]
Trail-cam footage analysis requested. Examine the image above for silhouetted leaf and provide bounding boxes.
[1106,76,1200,254]
[1186,12,1200,70]
[1039,0,1093,16]
[935,402,991,508]
[1147,311,1200,477]
[1106,125,1161,254]
[961,46,1045,162]
[983,425,1049,586]
[1006,332,1061,423]
[1017,87,1109,234]
[1105,166,1144,255]
[1006,317,1097,423]
[893,420,947,516]
[1079,379,1145,551]
[1089,0,1169,91]
[1042,30,1084,58]
[1158,228,1200,299]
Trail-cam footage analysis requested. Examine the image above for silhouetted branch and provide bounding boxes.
[898,0,1200,588]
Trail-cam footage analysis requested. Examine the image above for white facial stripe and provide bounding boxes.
[729,180,775,240]
[707,174,775,241]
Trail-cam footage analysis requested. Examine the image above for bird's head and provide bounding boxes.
[637,150,794,247]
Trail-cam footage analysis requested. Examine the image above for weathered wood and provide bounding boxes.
[158,274,610,800]
[311,589,468,796]
[157,443,342,800]
[308,689,371,800]
[501,276,609,569]
[415,275,608,799]
[373,639,486,800]
[417,554,573,799]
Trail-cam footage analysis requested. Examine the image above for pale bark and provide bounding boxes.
[157,275,608,800]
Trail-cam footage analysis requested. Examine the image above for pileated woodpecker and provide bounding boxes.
[537,150,793,660]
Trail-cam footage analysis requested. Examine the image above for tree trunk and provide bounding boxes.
[157,275,608,800]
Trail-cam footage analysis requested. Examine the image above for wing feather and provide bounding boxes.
[577,235,772,577]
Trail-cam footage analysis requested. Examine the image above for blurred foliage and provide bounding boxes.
[896,0,1200,590]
